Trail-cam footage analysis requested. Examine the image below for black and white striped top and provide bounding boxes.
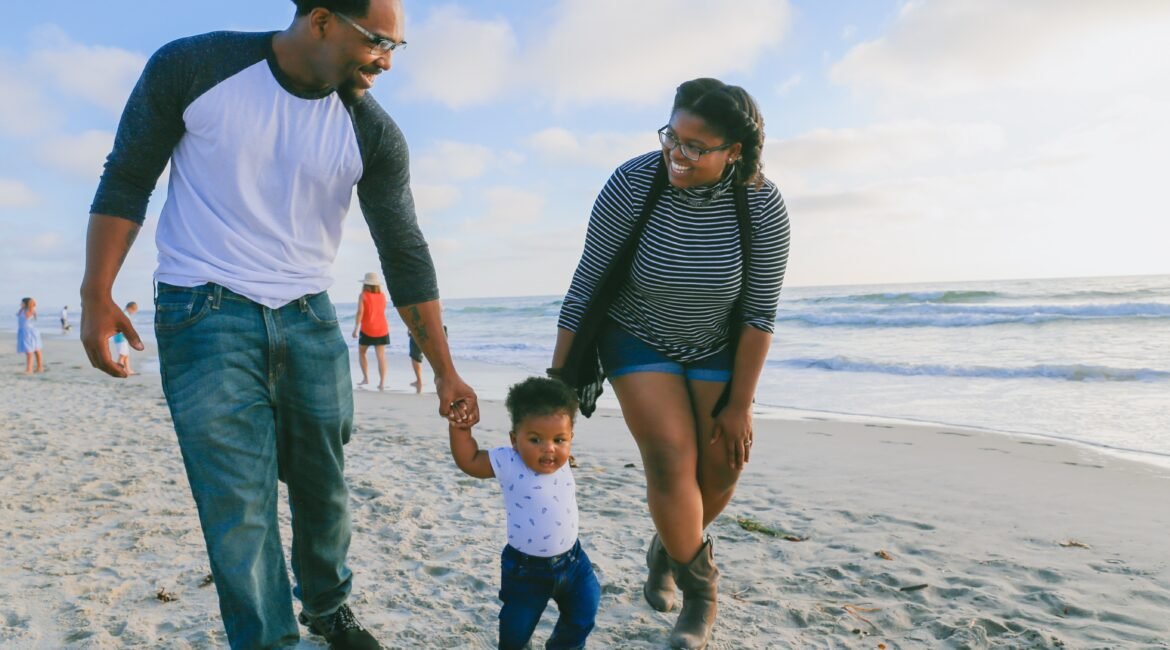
[559,151,791,363]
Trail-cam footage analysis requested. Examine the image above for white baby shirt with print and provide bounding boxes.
[488,446,579,557]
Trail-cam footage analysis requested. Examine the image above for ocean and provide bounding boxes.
[21,274,1170,464]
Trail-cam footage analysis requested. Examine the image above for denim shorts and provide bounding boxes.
[598,320,732,382]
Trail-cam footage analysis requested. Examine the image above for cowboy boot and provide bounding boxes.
[644,533,677,612]
[668,538,719,649]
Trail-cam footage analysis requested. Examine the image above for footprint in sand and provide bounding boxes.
[936,431,973,437]
[1062,461,1104,469]
[1018,441,1056,447]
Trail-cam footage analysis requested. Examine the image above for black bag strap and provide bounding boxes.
[562,158,668,389]
[711,183,753,417]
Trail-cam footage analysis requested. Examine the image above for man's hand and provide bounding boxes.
[81,297,143,378]
[436,373,479,426]
[80,213,142,378]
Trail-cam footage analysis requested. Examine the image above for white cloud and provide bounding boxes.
[29,25,146,113]
[477,186,546,228]
[0,27,142,138]
[530,0,792,107]
[768,0,1170,286]
[32,231,64,252]
[526,128,655,168]
[775,74,802,95]
[401,5,519,108]
[0,179,39,208]
[780,114,1170,287]
[0,63,59,137]
[412,183,462,215]
[831,0,1170,99]
[766,120,1005,179]
[414,140,522,181]
[37,130,115,179]
[431,223,588,298]
[401,0,792,109]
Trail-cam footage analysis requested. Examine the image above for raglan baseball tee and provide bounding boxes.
[91,31,436,309]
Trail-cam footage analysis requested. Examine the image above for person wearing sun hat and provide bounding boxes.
[353,272,391,389]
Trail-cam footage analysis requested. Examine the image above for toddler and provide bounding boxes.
[448,377,601,650]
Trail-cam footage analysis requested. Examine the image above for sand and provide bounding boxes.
[2,333,1169,648]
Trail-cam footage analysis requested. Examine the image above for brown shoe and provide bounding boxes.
[644,532,677,612]
[668,538,718,649]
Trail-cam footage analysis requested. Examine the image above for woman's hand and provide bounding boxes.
[710,403,753,470]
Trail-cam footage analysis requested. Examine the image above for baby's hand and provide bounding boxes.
[448,421,474,433]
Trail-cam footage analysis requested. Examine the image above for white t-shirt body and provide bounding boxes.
[488,446,579,557]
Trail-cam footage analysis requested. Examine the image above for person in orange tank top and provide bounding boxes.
[353,272,390,390]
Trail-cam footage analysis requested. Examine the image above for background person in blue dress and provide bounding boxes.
[16,297,44,374]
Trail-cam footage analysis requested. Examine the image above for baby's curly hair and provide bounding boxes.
[505,377,579,429]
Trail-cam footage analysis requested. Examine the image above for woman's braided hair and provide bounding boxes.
[671,78,766,189]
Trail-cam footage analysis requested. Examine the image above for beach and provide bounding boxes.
[2,334,1169,648]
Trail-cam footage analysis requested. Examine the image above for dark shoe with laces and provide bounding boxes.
[298,604,382,650]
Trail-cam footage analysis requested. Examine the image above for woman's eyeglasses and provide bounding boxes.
[658,126,734,162]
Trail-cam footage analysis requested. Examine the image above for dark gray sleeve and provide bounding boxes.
[350,97,439,307]
[89,40,189,224]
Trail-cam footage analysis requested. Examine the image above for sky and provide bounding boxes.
[2,0,1168,310]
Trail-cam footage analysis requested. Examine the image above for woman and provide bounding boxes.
[17,297,45,374]
[353,272,390,390]
[551,78,790,649]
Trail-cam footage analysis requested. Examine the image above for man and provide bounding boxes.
[60,305,71,332]
[80,1,478,648]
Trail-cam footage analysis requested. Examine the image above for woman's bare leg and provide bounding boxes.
[611,372,703,563]
[687,379,742,528]
[357,344,369,385]
[375,345,387,390]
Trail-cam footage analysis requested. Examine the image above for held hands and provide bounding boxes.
[80,296,143,378]
[436,372,479,427]
[710,404,753,470]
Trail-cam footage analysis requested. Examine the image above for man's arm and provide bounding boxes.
[80,214,144,378]
[397,300,479,426]
[448,423,494,479]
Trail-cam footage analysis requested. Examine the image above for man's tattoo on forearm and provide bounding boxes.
[408,305,429,343]
[117,227,140,267]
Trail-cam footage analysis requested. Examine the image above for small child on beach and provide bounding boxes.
[111,302,139,374]
[448,377,601,650]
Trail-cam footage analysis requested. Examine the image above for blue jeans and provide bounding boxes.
[499,540,601,650]
[155,283,354,649]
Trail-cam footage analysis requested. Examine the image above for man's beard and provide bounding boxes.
[338,78,365,103]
